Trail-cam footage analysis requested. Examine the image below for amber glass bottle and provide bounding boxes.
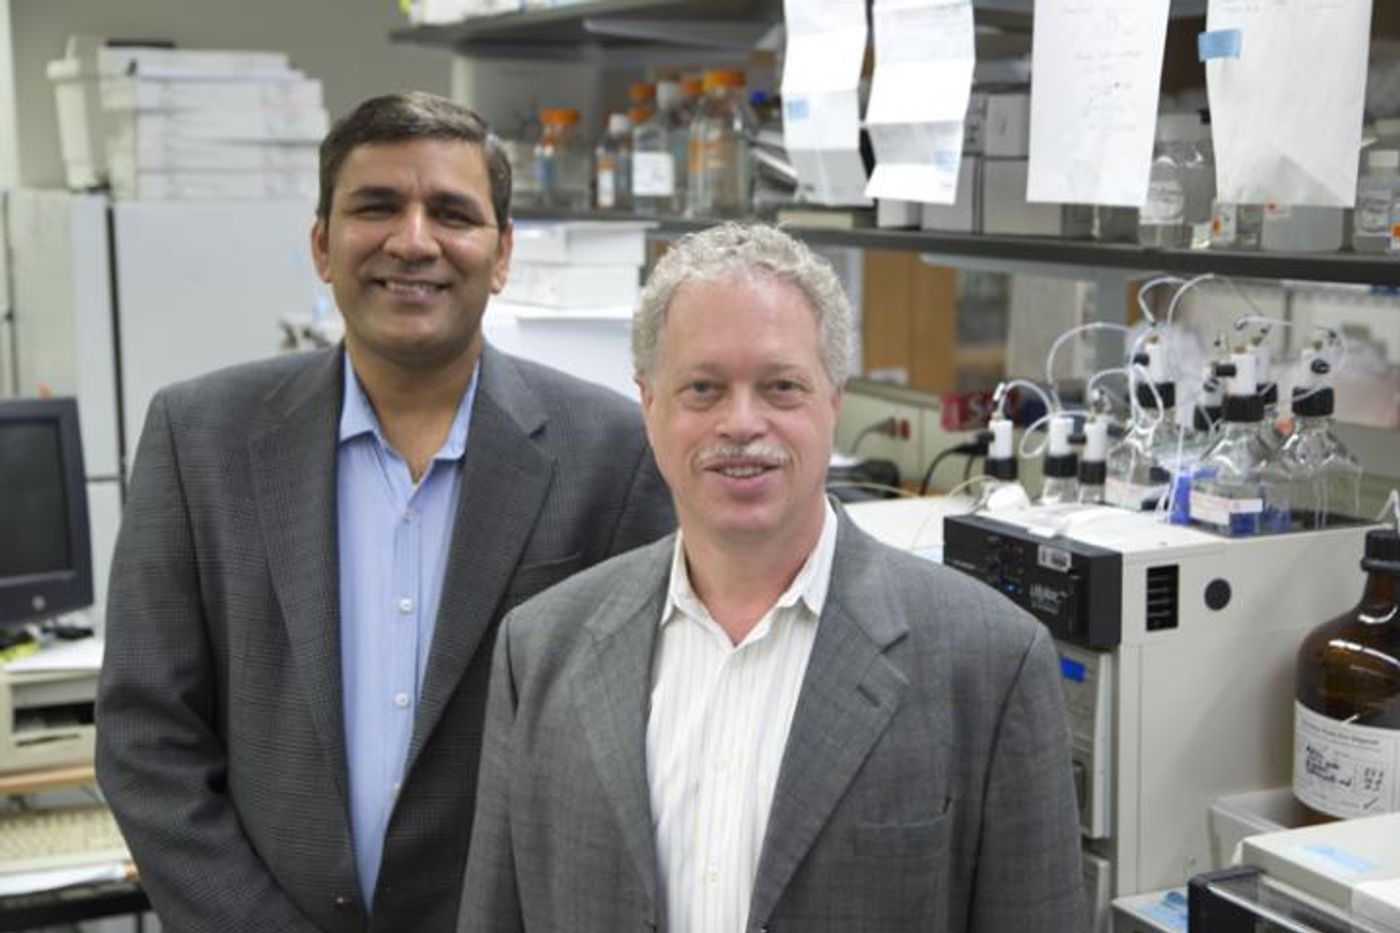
[1294,528,1400,821]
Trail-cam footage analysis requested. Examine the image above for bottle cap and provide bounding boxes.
[703,68,746,91]
[1047,414,1075,456]
[682,75,704,97]
[629,81,656,103]
[1136,381,1175,411]
[1291,386,1334,417]
[540,108,581,126]
[1222,393,1264,423]
[1078,460,1107,486]
[987,457,1018,481]
[607,113,633,135]
[1259,382,1278,407]
[1043,453,1078,478]
[1195,404,1222,431]
[1362,528,1400,573]
[627,105,651,126]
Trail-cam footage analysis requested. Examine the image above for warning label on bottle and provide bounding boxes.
[1294,702,1400,819]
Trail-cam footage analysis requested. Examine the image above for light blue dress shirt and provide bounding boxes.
[337,353,478,904]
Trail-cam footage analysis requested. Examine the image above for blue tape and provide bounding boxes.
[1198,29,1242,62]
[1303,843,1381,875]
[785,97,810,121]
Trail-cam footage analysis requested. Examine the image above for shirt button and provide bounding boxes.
[393,692,410,709]
[397,597,414,614]
[705,866,719,883]
[403,509,418,523]
[333,895,355,913]
[392,780,402,794]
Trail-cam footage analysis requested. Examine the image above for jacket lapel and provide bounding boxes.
[572,537,673,913]
[248,349,350,801]
[748,515,910,927]
[407,347,554,768]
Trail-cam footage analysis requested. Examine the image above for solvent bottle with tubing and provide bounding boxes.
[1189,349,1292,535]
[1280,352,1362,528]
[1294,527,1400,821]
[1039,415,1079,505]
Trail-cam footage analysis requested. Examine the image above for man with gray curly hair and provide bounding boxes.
[460,223,1085,933]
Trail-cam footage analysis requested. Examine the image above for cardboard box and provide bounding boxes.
[876,199,921,229]
[982,159,1090,237]
[920,156,981,233]
[984,92,1031,158]
[511,221,651,265]
[110,169,318,201]
[101,75,323,112]
[502,262,640,309]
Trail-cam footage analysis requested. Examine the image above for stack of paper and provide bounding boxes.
[47,35,327,200]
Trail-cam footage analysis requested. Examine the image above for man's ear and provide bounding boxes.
[491,220,513,293]
[635,374,653,413]
[310,217,332,283]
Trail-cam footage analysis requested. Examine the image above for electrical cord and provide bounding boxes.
[919,434,990,496]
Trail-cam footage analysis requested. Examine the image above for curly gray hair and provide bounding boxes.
[632,223,851,385]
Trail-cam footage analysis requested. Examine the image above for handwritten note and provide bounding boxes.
[782,0,871,204]
[1207,0,1372,206]
[1027,0,1171,206]
[864,0,975,203]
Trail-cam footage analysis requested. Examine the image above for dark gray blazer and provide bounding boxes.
[460,509,1086,933]
[96,345,674,933]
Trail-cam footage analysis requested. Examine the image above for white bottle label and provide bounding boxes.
[596,166,616,209]
[1188,490,1262,526]
[1294,701,1400,819]
[632,152,676,197]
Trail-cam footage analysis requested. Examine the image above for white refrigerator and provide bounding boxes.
[3,188,326,624]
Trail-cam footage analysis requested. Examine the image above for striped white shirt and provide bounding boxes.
[646,502,838,933]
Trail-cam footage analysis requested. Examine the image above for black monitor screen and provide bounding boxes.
[0,421,72,577]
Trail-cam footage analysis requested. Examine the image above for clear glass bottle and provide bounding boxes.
[1210,201,1264,250]
[1261,202,1345,252]
[1093,206,1139,243]
[1107,381,1193,511]
[686,67,754,218]
[1353,148,1400,254]
[1189,351,1293,536]
[1139,114,1206,249]
[594,112,633,211]
[633,80,687,215]
[503,112,543,210]
[1294,527,1400,821]
[535,108,590,210]
[1039,414,1080,505]
[1280,384,1363,528]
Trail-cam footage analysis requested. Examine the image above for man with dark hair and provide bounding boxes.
[97,91,673,932]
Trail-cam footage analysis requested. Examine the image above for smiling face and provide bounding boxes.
[638,274,840,554]
[311,137,512,373]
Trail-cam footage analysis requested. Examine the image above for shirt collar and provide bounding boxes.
[338,349,479,463]
[663,498,839,630]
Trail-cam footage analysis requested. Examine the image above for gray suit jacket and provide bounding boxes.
[96,345,674,933]
[460,509,1086,933]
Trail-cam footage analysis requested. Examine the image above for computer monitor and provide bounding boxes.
[0,397,93,628]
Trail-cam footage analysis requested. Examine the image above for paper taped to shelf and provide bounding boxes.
[1206,0,1371,207]
[1027,0,1171,206]
[781,0,870,205]
[864,0,975,204]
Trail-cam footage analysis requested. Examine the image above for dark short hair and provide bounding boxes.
[317,91,512,227]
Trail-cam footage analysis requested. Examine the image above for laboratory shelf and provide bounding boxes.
[512,208,1400,287]
[389,0,772,52]
[389,0,1208,53]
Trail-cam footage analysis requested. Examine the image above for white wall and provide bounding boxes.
[0,1,17,187]
[6,0,453,187]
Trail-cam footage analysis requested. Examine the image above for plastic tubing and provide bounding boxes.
[993,379,1056,419]
[1045,322,1134,408]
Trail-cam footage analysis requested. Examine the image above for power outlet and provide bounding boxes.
[836,393,924,487]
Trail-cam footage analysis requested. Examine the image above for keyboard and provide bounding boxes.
[0,804,130,875]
